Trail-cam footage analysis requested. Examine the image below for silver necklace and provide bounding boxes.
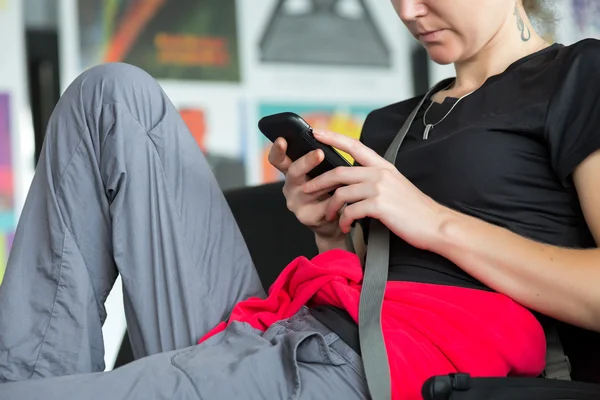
[421,42,549,140]
[422,89,475,140]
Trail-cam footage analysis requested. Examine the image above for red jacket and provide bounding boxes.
[200,250,546,400]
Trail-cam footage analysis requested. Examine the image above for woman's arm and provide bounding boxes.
[305,130,600,331]
[430,149,600,332]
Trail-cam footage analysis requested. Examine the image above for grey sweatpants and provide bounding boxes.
[0,63,367,399]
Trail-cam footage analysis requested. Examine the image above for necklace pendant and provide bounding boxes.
[423,124,434,140]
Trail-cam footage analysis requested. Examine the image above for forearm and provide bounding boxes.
[315,233,349,254]
[315,225,367,264]
[431,209,600,331]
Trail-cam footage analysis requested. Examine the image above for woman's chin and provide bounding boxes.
[424,45,459,65]
[427,51,457,65]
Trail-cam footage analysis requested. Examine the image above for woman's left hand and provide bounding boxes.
[303,129,449,251]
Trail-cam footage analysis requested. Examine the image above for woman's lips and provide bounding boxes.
[418,30,445,43]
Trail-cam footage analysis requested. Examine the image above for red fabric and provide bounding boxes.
[199,249,547,400]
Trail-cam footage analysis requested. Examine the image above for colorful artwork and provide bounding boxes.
[78,0,241,81]
[257,103,376,183]
[179,107,246,190]
[0,94,14,282]
[179,108,207,152]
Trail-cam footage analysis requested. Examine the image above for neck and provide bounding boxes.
[451,5,547,95]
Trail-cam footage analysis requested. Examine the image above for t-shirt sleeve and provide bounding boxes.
[359,112,377,146]
[354,110,379,166]
[546,39,600,186]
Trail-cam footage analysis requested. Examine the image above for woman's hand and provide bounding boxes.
[303,129,448,251]
[268,137,345,245]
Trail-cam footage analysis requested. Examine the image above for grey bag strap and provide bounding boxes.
[543,322,572,380]
[359,79,453,400]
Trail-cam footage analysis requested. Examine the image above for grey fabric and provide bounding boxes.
[0,62,366,399]
[543,323,572,380]
[0,308,367,400]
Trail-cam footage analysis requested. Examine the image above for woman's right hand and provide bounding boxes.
[268,138,345,243]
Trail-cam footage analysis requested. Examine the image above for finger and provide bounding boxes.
[303,166,371,194]
[287,149,324,184]
[339,201,370,234]
[283,182,338,217]
[295,201,329,227]
[310,185,343,201]
[293,184,339,205]
[312,129,388,168]
[268,138,293,173]
[325,183,372,221]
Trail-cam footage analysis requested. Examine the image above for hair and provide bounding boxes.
[523,0,556,39]
[523,0,545,16]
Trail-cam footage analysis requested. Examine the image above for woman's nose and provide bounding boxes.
[396,0,428,22]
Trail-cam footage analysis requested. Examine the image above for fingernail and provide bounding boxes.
[313,129,324,136]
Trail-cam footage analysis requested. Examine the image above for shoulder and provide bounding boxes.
[561,38,600,60]
[365,96,423,126]
[544,39,600,183]
[546,39,600,116]
[553,38,600,85]
[360,96,423,152]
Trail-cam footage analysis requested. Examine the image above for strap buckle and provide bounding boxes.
[543,355,572,381]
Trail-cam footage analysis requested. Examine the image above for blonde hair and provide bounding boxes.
[523,0,545,16]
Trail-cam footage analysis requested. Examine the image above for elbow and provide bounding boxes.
[558,268,600,332]
[590,303,600,332]
[579,293,600,333]
[588,312,600,333]
[550,291,600,333]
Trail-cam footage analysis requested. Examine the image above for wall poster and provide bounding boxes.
[77,0,241,81]
[259,0,391,68]
[0,94,14,282]
[256,102,376,183]
[178,106,246,191]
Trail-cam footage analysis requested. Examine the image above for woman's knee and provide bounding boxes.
[60,62,169,133]
[78,62,157,86]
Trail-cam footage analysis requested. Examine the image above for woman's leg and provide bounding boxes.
[0,63,265,382]
[0,310,368,400]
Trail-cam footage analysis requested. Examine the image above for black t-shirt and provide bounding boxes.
[310,39,600,356]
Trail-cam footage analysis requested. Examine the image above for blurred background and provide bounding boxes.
[0,0,597,370]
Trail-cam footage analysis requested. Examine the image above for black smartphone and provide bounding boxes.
[258,112,352,179]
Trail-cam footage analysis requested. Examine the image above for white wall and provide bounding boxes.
[24,0,58,29]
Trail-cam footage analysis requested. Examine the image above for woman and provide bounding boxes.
[0,0,599,399]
